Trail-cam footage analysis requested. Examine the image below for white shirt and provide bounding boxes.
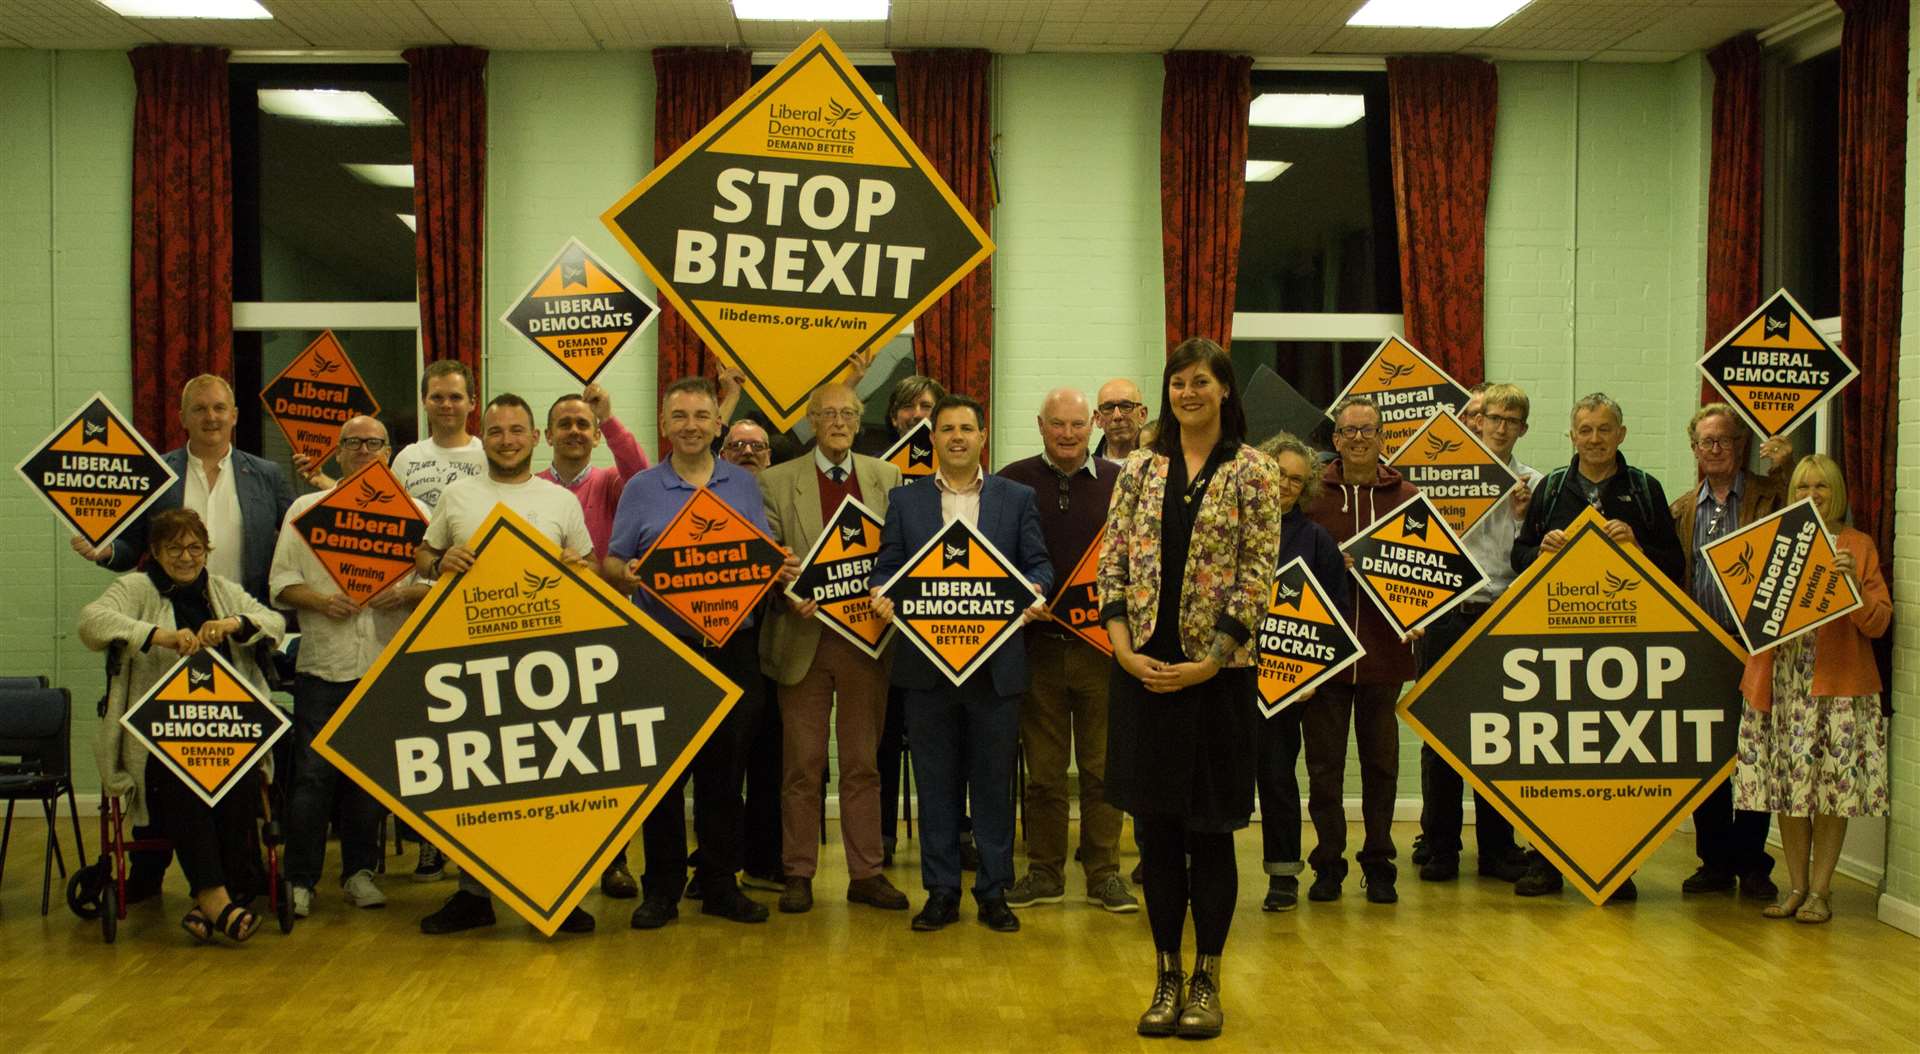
[424,474,592,563]
[391,436,486,510]
[269,489,428,681]
[1463,454,1543,600]
[814,446,854,479]
[183,446,243,585]
[934,466,984,528]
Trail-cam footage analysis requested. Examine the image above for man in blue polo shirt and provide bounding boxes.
[605,376,797,930]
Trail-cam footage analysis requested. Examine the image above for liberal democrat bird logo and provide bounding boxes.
[941,542,969,568]
[560,250,589,288]
[1721,542,1756,586]
[690,512,728,542]
[82,420,108,443]
[352,480,392,509]
[311,353,341,376]
[1272,581,1302,609]
[521,570,561,599]
[1375,360,1415,385]
[186,666,215,692]
[1762,302,1794,341]
[1422,433,1462,461]
[1401,514,1428,539]
[838,522,865,549]
[1603,570,1640,598]
[826,98,863,126]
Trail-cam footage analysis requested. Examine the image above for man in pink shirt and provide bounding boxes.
[538,381,649,898]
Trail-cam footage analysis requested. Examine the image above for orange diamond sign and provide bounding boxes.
[120,649,290,807]
[260,330,381,467]
[1698,288,1857,439]
[1384,408,1519,537]
[601,30,993,431]
[632,488,787,647]
[15,392,176,547]
[1400,506,1748,905]
[1340,493,1486,636]
[291,459,428,604]
[1046,526,1111,656]
[786,495,893,658]
[1700,497,1863,654]
[881,419,936,479]
[500,237,659,386]
[878,518,1040,686]
[1327,335,1470,458]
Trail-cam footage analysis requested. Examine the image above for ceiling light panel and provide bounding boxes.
[343,164,414,188]
[1246,160,1293,182]
[732,0,889,20]
[1346,0,1534,30]
[98,0,272,18]
[1249,93,1365,128]
[258,88,402,126]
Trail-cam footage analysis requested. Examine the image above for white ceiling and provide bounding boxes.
[0,0,1831,62]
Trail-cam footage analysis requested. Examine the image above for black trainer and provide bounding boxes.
[1478,851,1530,883]
[977,896,1020,932]
[1681,867,1736,894]
[701,889,770,924]
[557,907,595,934]
[1262,876,1298,912]
[629,895,679,930]
[1362,865,1398,904]
[1606,877,1638,904]
[1419,854,1459,882]
[1308,869,1343,902]
[1410,835,1431,867]
[420,890,495,934]
[1739,870,1779,901]
[1514,863,1564,897]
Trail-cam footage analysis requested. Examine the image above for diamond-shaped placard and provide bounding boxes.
[1400,506,1748,905]
[313,504,741,937]
[1700,497,1863,654]
[121,648,290,807]
[1340,492,1486,636]
[291,459,429,605]
[1325,335,1470,458]
[1698,288,1858,439]
[785,495,893,658]
[260,330,381,467]
[14,392,177,548]
[601,29,994,431]
[1384,408,1519,538]
[881,418,936,480]
[1255,557,1364,718]
[499,237,659,387]
[1045,525,1111,656]
[632,488,787,647]
[878,518,1041,687]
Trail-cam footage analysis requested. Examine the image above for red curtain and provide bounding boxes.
[1703,35,1763,404]
[652,47,751,447]
[1386,56,1497,386]
[129,45,232,450]
[1834,0,1907,563]
[1160,52,1251,354]
[405,46,488,430]
[893,49,995,419]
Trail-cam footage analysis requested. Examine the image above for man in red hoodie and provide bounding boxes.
[1303,395,1420,905]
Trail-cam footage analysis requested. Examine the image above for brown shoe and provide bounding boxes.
[847,873,910,910]
[779,876,813,914]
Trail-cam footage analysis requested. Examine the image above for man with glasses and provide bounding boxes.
[756,383,909,914]
[1671,403,1791,901]
[1510,392,1684,902]
[721,419,774,474]
[1093,378,1150,461]
[270,415,429,919]
[997,388,1139,914]
[1303,395,1421,905]
[1412,384,1540,885]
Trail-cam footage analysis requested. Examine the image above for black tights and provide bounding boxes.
[1135,813,1237,957]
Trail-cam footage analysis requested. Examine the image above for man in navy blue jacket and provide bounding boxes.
[870,394,1052,934]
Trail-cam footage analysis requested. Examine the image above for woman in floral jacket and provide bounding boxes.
[1100,338,1282,1040]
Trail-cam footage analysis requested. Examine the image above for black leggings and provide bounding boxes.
[1135,812,1237,957]
[145,757,261,898]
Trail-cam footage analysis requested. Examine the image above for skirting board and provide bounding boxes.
[1877,893,1920,937]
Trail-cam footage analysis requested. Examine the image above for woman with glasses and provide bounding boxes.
[1100,338,1282,1039]
[79,507,286,944]
[1733,455,1892,923]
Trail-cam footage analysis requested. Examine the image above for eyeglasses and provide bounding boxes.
[339,437,389,452]
[724,440,769,453]
[1097,400,1142,415]
[1333,426,1379,440]
[1692,437,1736,451]
[1275,472,1308,491]
[811,408,860,423]
[1481,412,1526,431]
[160,543,207,559]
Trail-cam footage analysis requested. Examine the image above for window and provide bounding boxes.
[1763,27,1841,457]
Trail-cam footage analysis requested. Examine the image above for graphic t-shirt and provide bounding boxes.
[391,436,486,510]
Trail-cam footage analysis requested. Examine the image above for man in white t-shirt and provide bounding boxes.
[389,359,487,509]
[412,393,597,937]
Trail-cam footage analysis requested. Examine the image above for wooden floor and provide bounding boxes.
[1,817,1914,1054]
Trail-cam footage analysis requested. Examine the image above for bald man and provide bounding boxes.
[1093,378,1149,461]
[996,389,1137,913]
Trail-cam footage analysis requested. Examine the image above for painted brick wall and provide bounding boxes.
[1,51,136,794]
[1882,0,1920,919]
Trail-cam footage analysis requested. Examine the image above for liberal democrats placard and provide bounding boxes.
[785,495,892,658]
[877,518,1041,686]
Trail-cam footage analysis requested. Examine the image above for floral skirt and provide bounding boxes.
[1732,636,1889,817]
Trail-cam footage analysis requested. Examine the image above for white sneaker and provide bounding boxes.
[291,885,313,918]
[343,870,387,909]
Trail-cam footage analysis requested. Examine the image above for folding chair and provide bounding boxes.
[0,686,85,914]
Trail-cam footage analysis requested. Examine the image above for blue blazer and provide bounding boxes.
[871,473,1054,698]
[104,446,296,605]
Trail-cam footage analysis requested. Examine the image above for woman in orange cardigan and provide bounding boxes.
[1733,455,1891,924]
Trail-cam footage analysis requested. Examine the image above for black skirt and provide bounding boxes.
[1104,662,1258,832]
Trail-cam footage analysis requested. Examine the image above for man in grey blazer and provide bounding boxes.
[758,383,909,914]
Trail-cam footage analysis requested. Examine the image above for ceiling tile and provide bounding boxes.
[1,0,159,49]
[574,0,741,48]
[889,0,1048,52]
[737,18,889,49]
[1175,0,1353,53]
[1032,0,1206,52]
[135,15,312,46]
[411,1,599,50]
[1317,24,1481,54]
[1605,2,1818,54]
[268,1,452,49]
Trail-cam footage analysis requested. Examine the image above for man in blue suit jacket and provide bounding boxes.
[870,394,1052,934]
[79,375,295,606]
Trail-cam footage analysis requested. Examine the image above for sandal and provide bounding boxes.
[211,901,260,943]
[1762,889,1807,919]
[180,908,214,945]
[1795,892,1832,925]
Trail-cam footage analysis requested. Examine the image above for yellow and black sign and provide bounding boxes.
[314,504,741,936]
[14,392,176,548]
[1046,525,1111,656]
[878,519,1041,686]
[120,648,290,807]
[1701,497,1862,654]
[259,330,382,467]
[632,487,786,647]
[1326,336,1470,458]
[601,30,994,431]
[1341,493,1486,636]
[785,495,892,658]
[881,418,936,479]
[1384,409,1519,538]
[500,237,659,387]
[1255,557,1364,718]
[1400,506,1748,905]
[292,459,428,605]
[1698,289,1857,438]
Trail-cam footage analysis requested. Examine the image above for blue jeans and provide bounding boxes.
[1255,704,1304,879]
[287,674,384,888]
[904,684,1018,902]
